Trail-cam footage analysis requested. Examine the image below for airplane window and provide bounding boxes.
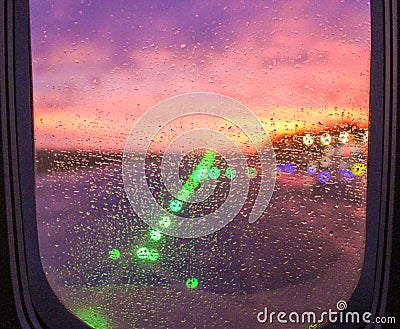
[31,1,371,328]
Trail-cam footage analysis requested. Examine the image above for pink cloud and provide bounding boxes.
[32,1,371,151]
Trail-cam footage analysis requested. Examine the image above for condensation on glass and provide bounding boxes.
[31,1,371,328]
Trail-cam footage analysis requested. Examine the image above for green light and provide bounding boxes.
[149,229,162,242]
[168,151,217,212]
[177,188,191,202]
[196,168,210,181]
[177,150,216,203]
[186,277,199,289]
[159,216,172,228]
[169,199,183,212]
[136,247,150,260]
[208,167,221,179]
[183,150,215,192]
[247,167,258,179]
[108,248,120,260]
[225,167,237,179]
[148,249,160,261]
[75,307,109,329]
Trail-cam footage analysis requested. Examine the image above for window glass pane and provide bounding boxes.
[31,1,370,328]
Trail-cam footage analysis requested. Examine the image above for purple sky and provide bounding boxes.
[30,0,371,151]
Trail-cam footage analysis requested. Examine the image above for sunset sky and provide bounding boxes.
[30,0,371,151]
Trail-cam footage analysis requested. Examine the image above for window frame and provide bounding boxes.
[0,0,398,328]
[1,0,89,328]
